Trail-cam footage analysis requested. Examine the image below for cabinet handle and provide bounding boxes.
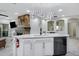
[30,43,32,49]
[43,42,45,48]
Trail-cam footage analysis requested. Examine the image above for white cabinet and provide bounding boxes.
[33,38,53,56]
[15,38,54,56]
[23,39,32,56]
[44,38,53,56]
[33,39,44,56]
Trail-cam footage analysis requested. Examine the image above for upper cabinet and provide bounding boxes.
[47,20,55,32]
[56,20,64,31]
[46,20,64,33]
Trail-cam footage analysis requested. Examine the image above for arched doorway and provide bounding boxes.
[68,18,79,39]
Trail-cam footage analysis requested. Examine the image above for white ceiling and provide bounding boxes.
[0,3,79,20]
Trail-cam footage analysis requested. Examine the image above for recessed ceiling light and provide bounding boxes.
[26,10,30,13]
[58,9,63,12]
[62,15,65,17]
[14,12,19,15]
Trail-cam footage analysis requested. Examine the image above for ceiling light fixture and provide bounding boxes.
[14,12,19,15]
[58,9,63,12]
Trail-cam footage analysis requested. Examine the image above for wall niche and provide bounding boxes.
[17,14,31,35]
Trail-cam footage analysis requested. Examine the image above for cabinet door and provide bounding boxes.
[44,38,53,56]
[23,39,32,56]
[56,20,64,31]
[47,21,54,32]
[33,39,44,56]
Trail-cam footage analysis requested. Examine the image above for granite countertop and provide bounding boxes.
[14,33,69,39]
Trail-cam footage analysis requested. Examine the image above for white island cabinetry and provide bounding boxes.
[44,38,53,56]
[13,34,68,56]
[22,38,53,56]
[23,39,32,56]
[33,39,44,56]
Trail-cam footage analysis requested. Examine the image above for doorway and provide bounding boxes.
[68,18,79,39]
[68,22,77,38]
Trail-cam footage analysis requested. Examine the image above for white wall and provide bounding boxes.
[30,18,40,35]
[0,19,10,24]
[63,18,68,34]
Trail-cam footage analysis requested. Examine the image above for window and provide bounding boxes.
[0,24,9,37]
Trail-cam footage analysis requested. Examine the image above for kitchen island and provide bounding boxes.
[12,33,69,56]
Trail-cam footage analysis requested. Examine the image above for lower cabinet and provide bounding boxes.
[44,38,53,56]
[23,38,54,56]
[33,38,53,56]
[23,39,32,56]
[33,39,44,56]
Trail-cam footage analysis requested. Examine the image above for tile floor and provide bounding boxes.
[66,38,79,56]
[0,39,13,56]
[0,37,79,56]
